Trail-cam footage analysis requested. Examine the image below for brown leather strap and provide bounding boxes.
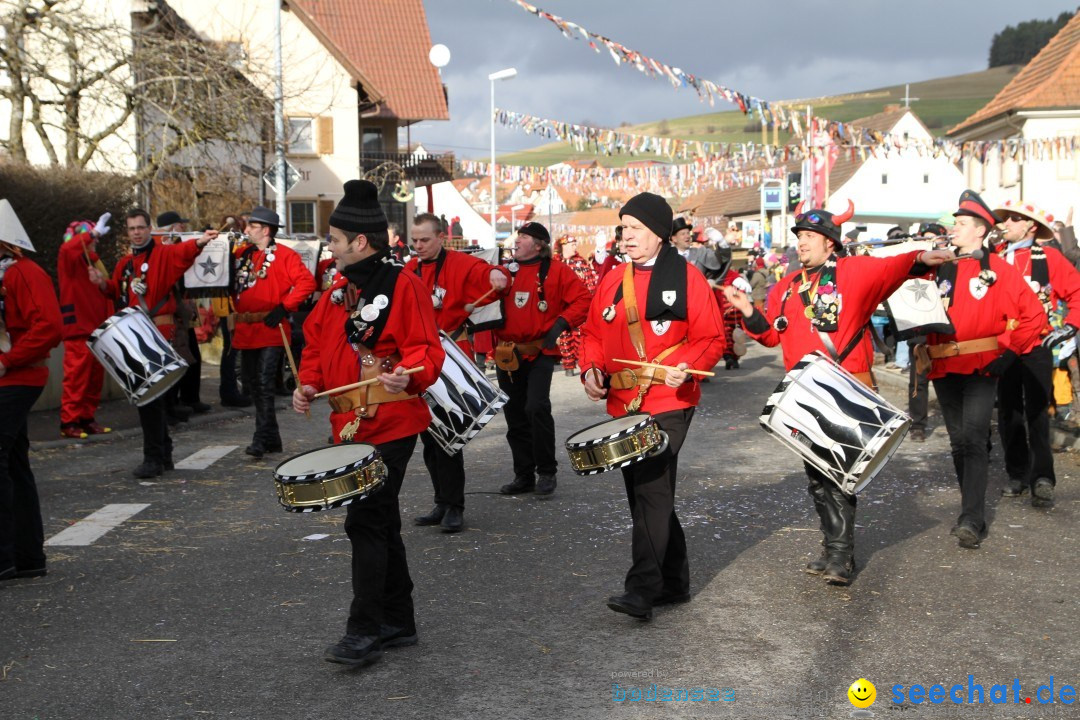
[852,371,874,389]
[152,314,173,327]
[328,387,417,414]
[926,337,999,359]
[235,311,269,323]
[609,344,687,390]
[622,263,647,360]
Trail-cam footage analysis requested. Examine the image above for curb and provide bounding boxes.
[873,365,937,403]
[31,408,251,451]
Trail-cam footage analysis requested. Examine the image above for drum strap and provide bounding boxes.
[817,326,874,390]
[621,263,686,411]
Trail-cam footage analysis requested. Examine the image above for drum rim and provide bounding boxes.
[89,306,146,340]
[565,414,650,448]
[275,443,379,482]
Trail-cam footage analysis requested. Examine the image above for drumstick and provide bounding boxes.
[613,358,716,378]
[279,323,309,419]
[313,366,425,398]
[464,286,497,312]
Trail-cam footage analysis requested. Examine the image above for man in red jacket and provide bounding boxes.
[918,191,1045,548]
[0,217,63,581]
[991,199,1080,507]
[403,213,509,532]
[231,206,316,458]
[90,209,217,478]
[724,201,953,584]
[493,221,591,497]
[581,191,726,620]
[293,180,444,668]
[57,214,114,438]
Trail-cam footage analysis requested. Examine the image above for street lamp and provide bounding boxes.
[489,67,517,245]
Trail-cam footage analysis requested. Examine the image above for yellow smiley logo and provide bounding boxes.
[848,678,876,708]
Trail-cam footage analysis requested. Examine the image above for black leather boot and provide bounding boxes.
[819,482,857,585]
[805,477,831,575]
[414,505,447,526]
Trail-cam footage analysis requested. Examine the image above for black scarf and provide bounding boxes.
[935,247,994,308]
[340,251,403,349]
[608,242,689,321]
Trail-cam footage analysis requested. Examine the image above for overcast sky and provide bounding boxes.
[414,0,1075,159]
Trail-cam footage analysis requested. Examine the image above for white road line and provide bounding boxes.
[175,445,239,470]
[45,503,151,547]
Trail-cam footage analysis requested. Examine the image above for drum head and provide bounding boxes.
[276,444,377,480]
[566,415,648,446]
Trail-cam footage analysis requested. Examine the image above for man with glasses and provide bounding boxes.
[89,209,218,478]
[992,200,1080,507]
[724,201,953,583]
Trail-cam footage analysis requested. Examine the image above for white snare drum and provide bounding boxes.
[87,307,188,406]
[565,415,669,476]
[424,332,508,454]
[274,444,385,512]
[759,352,910,495]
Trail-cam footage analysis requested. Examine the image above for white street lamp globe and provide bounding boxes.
[429,44,451,68]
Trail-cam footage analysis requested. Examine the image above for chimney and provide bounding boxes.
[884,104,902,113]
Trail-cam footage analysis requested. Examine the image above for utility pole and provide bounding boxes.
[273,0,287,222]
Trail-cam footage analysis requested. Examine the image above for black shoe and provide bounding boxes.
[221,396,253,408]
[653,591,691,606]
[245,444,265,459]
[13,566,47,579]
[264,442,283,454]
[132,460,163,479]
[166,406,191,423]
[185,401,212,414]
[441,506,464,533]
[909,428,926,443]
[323,634,383,666]
[535,474,557,496]
[1032,477,1055,507]
[379,625,418,649]
[500,476,535,495]
[414,505,447,526]
[951,522,984,549]
[1001,479,1027,497]
[163,457,175,471]
[822,556,854,585]
[804,551,829,576]
[0,566,15,582]
[606,593,653,620]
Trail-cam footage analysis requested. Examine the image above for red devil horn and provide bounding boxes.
[793,200,806,216]
[831,199,854,225]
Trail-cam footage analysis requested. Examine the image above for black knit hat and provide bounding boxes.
[517,221,550,244]
[330,180,388,234]
[620,192,673,241]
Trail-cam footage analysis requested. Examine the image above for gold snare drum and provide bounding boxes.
[565,415,669,476]
[274,444,386,512]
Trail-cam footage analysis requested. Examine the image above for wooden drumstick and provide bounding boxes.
[313,366,425,398]
[613,358,716,378]
[464,286,497,313]
[279,323,309,419]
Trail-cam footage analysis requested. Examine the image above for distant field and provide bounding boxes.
[496,66,1018,167]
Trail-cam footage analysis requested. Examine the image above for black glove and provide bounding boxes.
[984,349,1018,377]
[1041,324,1078,350]
[263,304,288,328]
[542,317,571,350]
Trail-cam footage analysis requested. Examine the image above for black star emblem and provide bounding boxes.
[198,255,220,278]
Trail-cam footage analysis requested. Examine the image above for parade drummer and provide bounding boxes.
[231,206,316,459]
[89,209,217,479]
[0,213,62,582]
[580,191,726,621]
[57,214,114,439]
[492,221,591,498]
[723,201,953,585]
[292,180,444,668]
[991,199,1080,507]
[403,212,509,533]
[911,191,1045,549]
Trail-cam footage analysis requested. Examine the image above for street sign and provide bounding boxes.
[263,160,302,195]
[762,186,782,210]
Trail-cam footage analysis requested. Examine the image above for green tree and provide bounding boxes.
[988,11,1074,68]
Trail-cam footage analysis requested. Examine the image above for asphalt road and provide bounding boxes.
[3,345,1077,719]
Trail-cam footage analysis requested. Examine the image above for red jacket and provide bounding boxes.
[232,242,316,350]
[998,244,1080,351]
[1,256,63,388]
[581,261,726,417]
[105,238,202,341]
[58,230,112,339]
[494,256,591,357]
[926,254,1045,379]
[299,270,445,446]
[403,248,510,353]
[745,252,921,374]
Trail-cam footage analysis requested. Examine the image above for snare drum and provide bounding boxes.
[759,352,910,495]
[424,332,509,454]
[87,307,188,406]
[565,415,669,476]
[274,444,386,512]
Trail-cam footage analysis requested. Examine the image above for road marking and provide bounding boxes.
[45,503,151,546]
[175,445,239,470]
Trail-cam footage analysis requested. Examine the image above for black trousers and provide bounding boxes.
[344,434,418,636]
[907,339,929,431]
[496,353,557,479]
[219,323,243,402]
[620,408,693,601]
[0,385,46,573]
[997,347,1056,486]
[420,431,466,510]
[179,328,203,405]
[240,347,284,448]
[933,373,998,532]
[137,396,173,464]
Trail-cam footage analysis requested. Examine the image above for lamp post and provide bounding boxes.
[489,67,517,246]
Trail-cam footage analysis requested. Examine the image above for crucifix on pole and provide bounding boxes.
[902,83,920,108]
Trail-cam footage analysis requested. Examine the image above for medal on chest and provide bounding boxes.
[431,285,446,309]
[602,304,617,323]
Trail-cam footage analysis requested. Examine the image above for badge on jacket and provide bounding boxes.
[969,277,989,301]
[651,319,671,336]
[662,290,676,306]
[514,291,529,308]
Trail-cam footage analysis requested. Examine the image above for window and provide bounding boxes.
[881,173,888,185]
[362,127,384,154]
[288,118,314,154]
[290,201,315,234]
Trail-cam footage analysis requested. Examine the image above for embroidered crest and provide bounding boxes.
[514,291,529,308]
[969,277,989,301]
[661,290,676,306]
[650,319,671,336]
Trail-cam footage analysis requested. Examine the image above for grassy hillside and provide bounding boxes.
[497,66,1018,167]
